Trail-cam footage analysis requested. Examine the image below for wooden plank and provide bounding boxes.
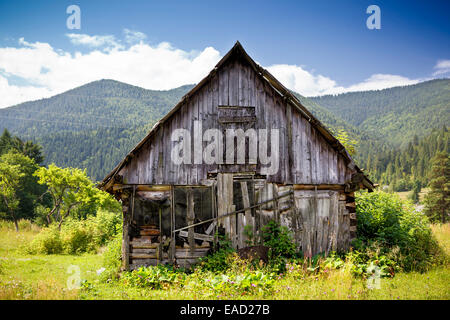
[286,103,293,184]
[178,230,214,242]
[229,60,239,106]
[113,184,171,192]
[187,188,195,253]
[131,248,157,254]
[175,252,208,259]
[205,221,216,235]
[131,253,168,259]
[239,181,253,248]
[175,247,210,252]
[121,201,130,271]
[293,184,345,191]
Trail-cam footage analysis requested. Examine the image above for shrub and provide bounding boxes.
[198,247,235,273]
[26,209,122,255]
[262,220,297,258]
[93,209,121,245]
[261,220,298,272]
[355,190,445,272]
[60,219,97,254]
[27,225,63,254]
[198,234,235,272]
[100,232,122,282]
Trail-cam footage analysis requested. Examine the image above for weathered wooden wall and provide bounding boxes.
[117,56,354,186]
[214,176,352,256]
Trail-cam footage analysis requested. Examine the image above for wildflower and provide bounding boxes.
[251,283,256,287]
[97,268,106,276]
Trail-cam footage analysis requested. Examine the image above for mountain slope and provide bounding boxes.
[310,79,450,147]
[0,80,194,137]
[2,78,448,184]
[0,79,356,181]
[0,80,194,180]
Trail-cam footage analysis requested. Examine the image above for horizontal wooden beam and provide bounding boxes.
[113,184,171,192]
[293,184,345,191]
[178,230,214,242]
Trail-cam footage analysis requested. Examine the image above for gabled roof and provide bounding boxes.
[100,41,374,191]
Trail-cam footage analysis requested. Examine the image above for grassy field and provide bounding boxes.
[0,221,449,300]
[396,188,430,202]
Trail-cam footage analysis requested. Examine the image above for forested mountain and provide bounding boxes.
[0,80,193,180]
[0,79,353,181]
[365,127,449,191]
[310,79,450,190]
[310,79,450,147]
[0,78,448,190]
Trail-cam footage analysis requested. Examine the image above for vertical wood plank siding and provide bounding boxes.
[118,57,354,185]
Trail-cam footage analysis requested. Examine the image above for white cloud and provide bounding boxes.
[433,59,450,76]
[66,33,123,50]
[267,64,421,97]
[0,34,221,108]
[123,29,147,44]
[0,32,445,108]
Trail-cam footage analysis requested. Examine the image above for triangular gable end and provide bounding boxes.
[100,41,374,191]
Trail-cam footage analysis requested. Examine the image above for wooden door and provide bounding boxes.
[217,173,256,249]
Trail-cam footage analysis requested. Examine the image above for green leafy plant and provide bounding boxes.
[120,265,185,289]
[261,220,298,272]
[355,190,445,272]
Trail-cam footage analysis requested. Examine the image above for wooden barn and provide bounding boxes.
[100,42,374,270]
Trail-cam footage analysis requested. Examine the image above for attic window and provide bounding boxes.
[218,105,256,123]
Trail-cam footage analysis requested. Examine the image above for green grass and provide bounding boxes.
[0,221,103,299]
[396,188,430,202]
[0,220,449,300]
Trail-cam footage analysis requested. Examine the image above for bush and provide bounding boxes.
[94,209,121,246]
[262,220,297,258]
[26,210,121,255]
[261,220,298,272]
[60,219,97,254]
[198,234,235,272]
[27,225,63,254]
[100,232,122,282]
[355,191,445,272]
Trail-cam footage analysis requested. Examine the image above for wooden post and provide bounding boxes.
[187,188,195,254]
[273,184,280,224]
[286,103,293,184]
[240,181,252,247]
[169,185,175,264]
[121,195,131,271]
[158,207,162,264]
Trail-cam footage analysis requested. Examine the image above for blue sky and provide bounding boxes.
[0,0,449,107]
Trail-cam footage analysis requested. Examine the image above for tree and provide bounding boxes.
[424,152,449,223]
[12,138,44,164]
[34,164,119,228]
[0,129,44,164]
[335,129,358,157]
[0,159,24,231]
[0,151,48,223]
[408,180,422,204]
